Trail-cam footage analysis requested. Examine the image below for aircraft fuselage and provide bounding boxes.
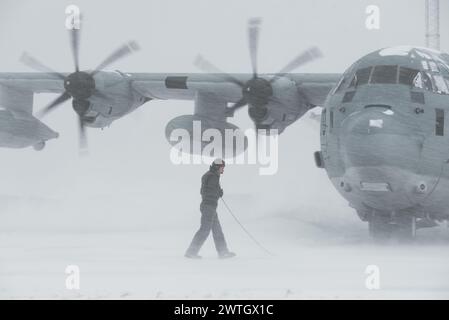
[321,46,449,232]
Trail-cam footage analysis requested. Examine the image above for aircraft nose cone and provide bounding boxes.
[339,107,424,211]
[341,107,422,170]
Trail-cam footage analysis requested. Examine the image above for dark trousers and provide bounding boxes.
[186,202,228,255]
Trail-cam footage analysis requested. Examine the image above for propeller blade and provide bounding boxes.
[270,46,323,82]
[91,41,140,76]
[248,18,262,78]
[20,53,66,80]
[225,98,248,117]
[37,92,71,118]
[228,97,248,112]
[78,117,88,151]
[69,27,81,72]
[194,55,245,87]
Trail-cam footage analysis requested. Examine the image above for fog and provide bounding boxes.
[0,0,449,299]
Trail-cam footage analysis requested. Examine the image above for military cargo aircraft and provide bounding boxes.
[1,17,448,238]
[318,46,449,238]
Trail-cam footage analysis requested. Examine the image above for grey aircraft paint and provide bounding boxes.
[320,46,449,237]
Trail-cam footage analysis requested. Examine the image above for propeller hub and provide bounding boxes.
[64,71,95,100]
[72,99,90,117]
[20,28,140,152]
[248,105,268,122]
[243,78,273,106]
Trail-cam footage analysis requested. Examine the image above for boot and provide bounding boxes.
[185,252,202,259]
[218,251,236,259]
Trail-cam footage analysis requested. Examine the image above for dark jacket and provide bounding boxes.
[200,168,223,206]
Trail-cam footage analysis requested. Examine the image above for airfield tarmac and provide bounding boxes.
[1,193,448,299]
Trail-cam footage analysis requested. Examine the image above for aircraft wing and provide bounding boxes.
[130,72,340,107]
[130,72,340,135]
[0,71,340,116]
[0,71,340,150]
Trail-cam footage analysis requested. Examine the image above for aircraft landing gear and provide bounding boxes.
[366,210,416,240]
[393,214,416,240]
[368,213,393,239]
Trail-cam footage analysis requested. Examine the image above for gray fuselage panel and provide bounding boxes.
[321,46,449,216]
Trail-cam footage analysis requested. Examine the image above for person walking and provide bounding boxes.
[185,159,236,259]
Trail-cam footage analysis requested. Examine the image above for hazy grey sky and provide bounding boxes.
[0,0,444,74]
[0,0,444,216]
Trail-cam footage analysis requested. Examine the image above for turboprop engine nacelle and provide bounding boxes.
[165,115,248,158]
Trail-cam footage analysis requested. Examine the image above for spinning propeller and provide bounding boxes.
[194,18,322,130]
[21,27,139,150]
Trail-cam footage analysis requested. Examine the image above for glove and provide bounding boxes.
[219,188,223,198]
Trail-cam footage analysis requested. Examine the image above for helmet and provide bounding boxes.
[211,158,226,170]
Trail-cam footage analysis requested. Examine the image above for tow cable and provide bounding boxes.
[221,198,274,256]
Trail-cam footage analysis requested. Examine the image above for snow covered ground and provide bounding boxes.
[1,186,449,299]
[0,110,448,300]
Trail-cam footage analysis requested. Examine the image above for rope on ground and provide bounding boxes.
[221,197,275,256]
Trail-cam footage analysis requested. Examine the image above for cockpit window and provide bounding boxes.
[399,67,436,93]
[398,67,434,91]
[429,61,439,73]
[411,71,433,91]
[437,63,449,90]
[333,76,347,94]
[433,75,449,94]
[370,65,398,84]
[348,67,372,88]
[333,62,449,95]
[438,63,449,78]
[333,73,351,94]
[399,67,419,85]
[332,62,358,94]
